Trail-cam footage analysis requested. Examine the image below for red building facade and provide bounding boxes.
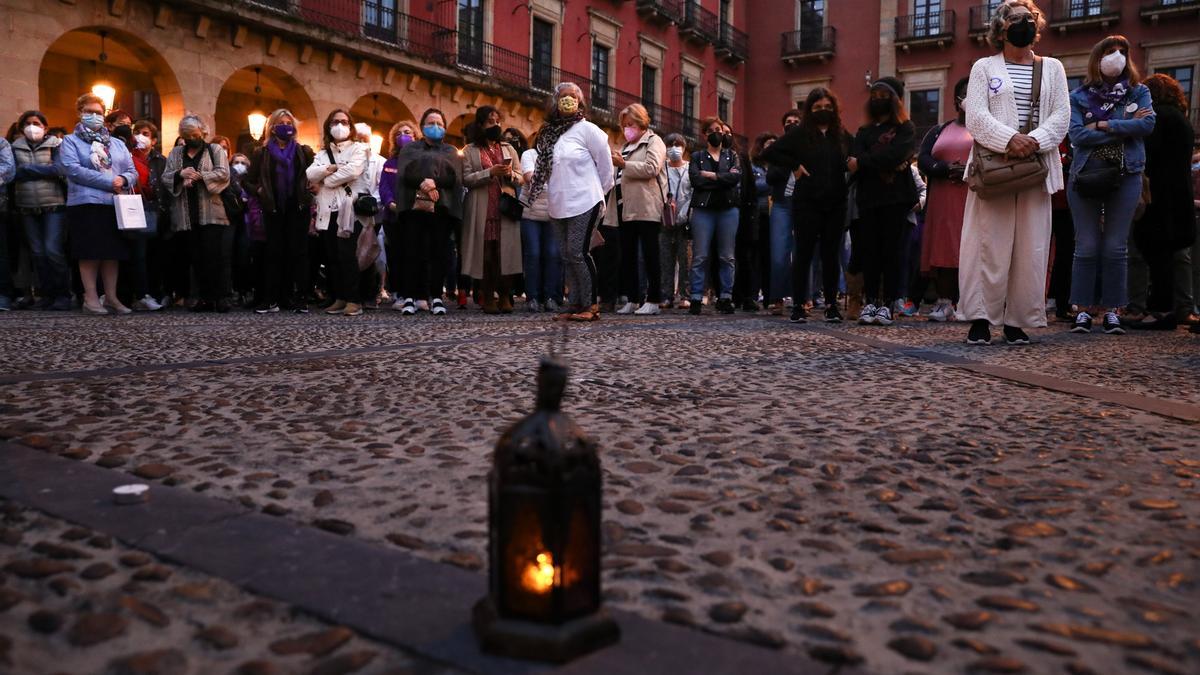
[744,0,1200,140]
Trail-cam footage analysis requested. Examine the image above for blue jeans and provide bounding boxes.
[20,210,69,300]
[1067,169,1142,308]
[520,218,562,303]
[690,207,738,300]
[768,202,793,301]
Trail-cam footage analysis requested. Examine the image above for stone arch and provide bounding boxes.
[445,112,474,148]
[350,92,416,156]
[214,65,320,155]
[37,26,185,140]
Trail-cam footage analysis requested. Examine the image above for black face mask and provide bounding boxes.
[721,134,734,149]
[810,110,835,126]
[112,124,132,140]
[1006,20,1036,48]
[869,98,892,119]
[707,131,724,148]
[184,137,204,150]
[784,121,799,133]
[485,125,502,142]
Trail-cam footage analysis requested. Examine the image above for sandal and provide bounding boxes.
[568,304,600,322]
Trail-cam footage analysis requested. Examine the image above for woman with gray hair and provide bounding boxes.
[959,0,1070,345]
[527,82,615,322]
[161,113,233,312]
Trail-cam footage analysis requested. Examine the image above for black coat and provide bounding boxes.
[688,147,741,211]
[245,142,315,215]
[1137,105,1196,253]
[761,124,851,208]
[850,120,916,209]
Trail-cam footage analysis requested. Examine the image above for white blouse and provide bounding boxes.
[547,120,615,220]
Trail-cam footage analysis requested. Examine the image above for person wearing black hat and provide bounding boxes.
[847,76,917,326]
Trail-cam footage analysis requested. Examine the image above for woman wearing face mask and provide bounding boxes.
[306,109,370,316]
[748,133,776,312]
[847,78,917,326]
[527,82,615,322]
[660,133,693,309]
[56,93,138,315]
[917,78,973,323]
[244,109,315,314]
[606,104,667,316]
[761,88,854,324]
[391,108,463,316]
[161,114,233,313]
[461,105,523,314]
[1130,74,1194,330]
[126,120,166,311]
[519,129,562,313]
[959,0,1070,345]
[1065,35,1155,336]
[380,118,416,306]
[11,110,70,310]
[687,116,742,315]
[228,152,262,308]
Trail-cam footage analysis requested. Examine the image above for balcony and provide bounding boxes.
[1141,0,1200,22]
[895,10,956,49]
[679,1,720,45]
[636,0,685,25]
[781,26,836,64]
[716,22,749,63]
[246,0,290,10]
[1048,0,1121,31]
[968,4,994,41]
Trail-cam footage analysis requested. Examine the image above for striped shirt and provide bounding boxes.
[1005,62,1036,130]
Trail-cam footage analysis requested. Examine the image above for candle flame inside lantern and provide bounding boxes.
[522,552,558,593]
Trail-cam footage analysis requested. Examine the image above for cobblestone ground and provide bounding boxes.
[1,308,1198,674]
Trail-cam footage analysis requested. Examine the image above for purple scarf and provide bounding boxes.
[1083,79,1130,123]
[266,138,297,204]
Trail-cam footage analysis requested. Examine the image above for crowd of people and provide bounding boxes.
[0,0,1197,341]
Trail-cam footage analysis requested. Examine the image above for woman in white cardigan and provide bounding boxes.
[959,0,1069,346]
[306,108,369,316]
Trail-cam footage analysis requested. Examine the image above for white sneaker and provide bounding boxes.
[874,305,894,326]
[133,295,163,312]
[616,302,636,315]
[633,302,660,315]
[400,298,416,315]
[527,299,542,313]
[391,298,407,311]
[927,300,953,323]
[415,299,429,312]
[431,298,447,316]
[858,304,878,325]
[544,298,560,313]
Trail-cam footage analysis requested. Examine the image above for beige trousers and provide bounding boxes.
[958,186,1052,329]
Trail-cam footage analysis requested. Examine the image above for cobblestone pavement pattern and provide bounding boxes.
[1,309,1198,674]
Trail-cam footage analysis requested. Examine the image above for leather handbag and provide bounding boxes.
[967,57,1049,199]
[660,171,676,230]
[1073,143,1125,199]
[499,190,524,221]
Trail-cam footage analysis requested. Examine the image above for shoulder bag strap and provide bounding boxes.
[1022,57,1044,135]
[325,145,353,197]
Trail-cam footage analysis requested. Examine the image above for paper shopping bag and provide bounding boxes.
[114,193,147,231]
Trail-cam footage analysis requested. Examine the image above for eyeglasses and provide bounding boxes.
[1006,12,1038,25]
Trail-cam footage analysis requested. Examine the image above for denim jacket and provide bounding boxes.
[1067,83,1155,179]
[56,132,138,207]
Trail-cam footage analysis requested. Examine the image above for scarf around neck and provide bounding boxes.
[267,138,298,203]
[75,122,112,170]
[527,111,586,202]
[1083,79,1130,123]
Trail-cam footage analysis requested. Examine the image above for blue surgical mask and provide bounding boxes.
[1193,162,1200,173]
[81,113,104,131]
[423,125,445,142]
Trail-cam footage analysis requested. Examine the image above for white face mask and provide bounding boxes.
[135,134,152,150]
[667,147,684,162]
[231,163,248,175]
[330,122,350,141]
[1100,51,1126,79]
[24,125,45,142]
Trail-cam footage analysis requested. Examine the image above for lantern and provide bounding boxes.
[91,84,116,113]
[473,356,619,662]
[247,112,267,141]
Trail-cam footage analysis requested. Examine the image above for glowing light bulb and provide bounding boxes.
[91,83,116,112]
[247,112,267,141]
[522,552,557,593]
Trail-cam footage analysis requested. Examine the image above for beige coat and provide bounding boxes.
[605,129,667,226]
[162,143,231,231]
[461,142,523,279]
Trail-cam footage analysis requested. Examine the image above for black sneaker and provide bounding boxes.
[1102,312,1124,335]
[254,303,279,314]
[716,298,735,315]
[1003,325,1030,345]
[1071,311,1093,334]
[689,300,703,316]
[789,306,808,323]
[966,319,992,345]
[740,299,759,312]
[824,305,842,323]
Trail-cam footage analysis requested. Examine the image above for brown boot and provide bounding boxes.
[498,276,514,314]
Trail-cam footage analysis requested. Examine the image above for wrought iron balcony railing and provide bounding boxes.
[895,10,956,43]
[716,22,749,62]
[1049,0,1122,26]
[636,0,685,24]
[781,26,836,62]
[680,1,720,44]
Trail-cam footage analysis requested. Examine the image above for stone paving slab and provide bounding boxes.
[1,311,1198,674]
[0,498,461,675]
